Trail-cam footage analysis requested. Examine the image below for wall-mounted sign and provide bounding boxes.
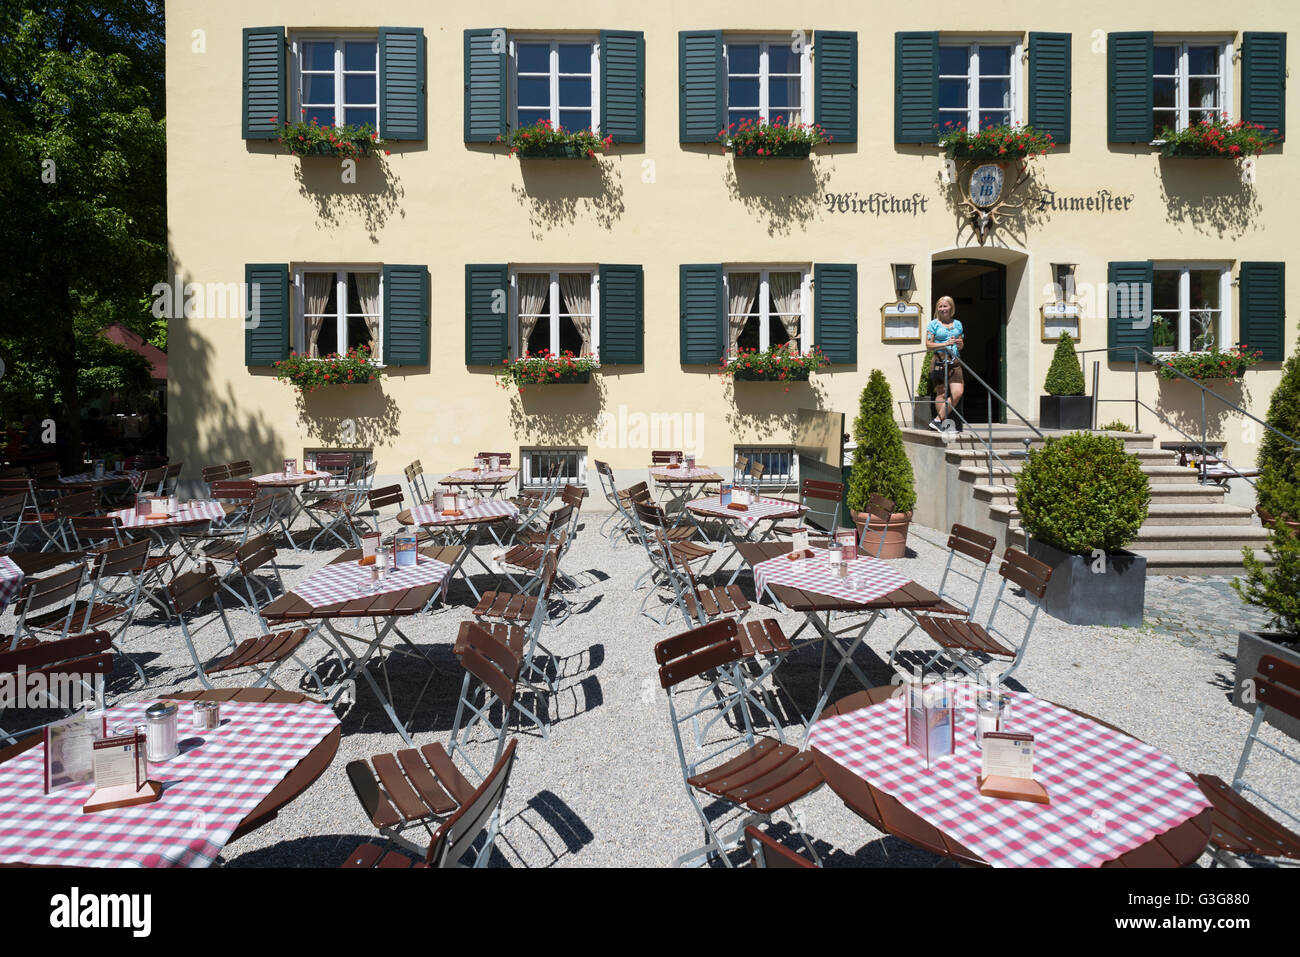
[1035,188,1134,214]
[1041,301,1081,341]
[955,161,1030,245]
[881,300,924,342]
[824,192,930,216]
[969,164,1005,207]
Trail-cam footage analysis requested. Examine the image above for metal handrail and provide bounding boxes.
[1077,345,1300,487]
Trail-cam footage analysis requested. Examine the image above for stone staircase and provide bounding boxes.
[901,425,1272,576]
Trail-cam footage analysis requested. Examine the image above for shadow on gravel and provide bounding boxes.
[225,830,512,867]
[495,789,595,867]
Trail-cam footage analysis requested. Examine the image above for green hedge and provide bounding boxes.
[1043,335,1085,396]
[848,370,916,514]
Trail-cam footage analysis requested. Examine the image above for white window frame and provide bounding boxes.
[289,33,380,133]
[293,264,384,363]
[508,267,601,361]
[507,35,601,133]
[1150,261,1232,354]
[937,37,1023,133]
[1151,37,1234,138]
[520,447,587,488]
[723,265,812,357]
[722,35,812,127]
[734,445,798,492]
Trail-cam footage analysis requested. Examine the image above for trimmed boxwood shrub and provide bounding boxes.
[1255,335,1300,520]
[1043,335,1085,396]
[1016,432,1150,555]
[848,370,916,514]
[1233,522,1300,637]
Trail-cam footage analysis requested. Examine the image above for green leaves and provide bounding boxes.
[848,370,917,514]
[1017,432,1150,554]
[1043,335,1086,396]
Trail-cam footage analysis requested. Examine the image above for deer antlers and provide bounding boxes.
[955,159,1030,244]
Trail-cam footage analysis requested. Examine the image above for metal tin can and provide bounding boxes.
[192,700,220,731]
[145,702,180,761]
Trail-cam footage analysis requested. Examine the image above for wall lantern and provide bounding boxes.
[891,263,915,300]
[1042,263,1081,341]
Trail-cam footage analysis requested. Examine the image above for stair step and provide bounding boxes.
[903,427,1157,452]
[946,447,1176,465]
[989,502,1257,528]
[956,464,1209,484]
[1130,549,1277,576]
[974,483,1226,505]
[1127,526,1272,549]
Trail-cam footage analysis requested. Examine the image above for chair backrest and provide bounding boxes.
[235,533,278,577]
[979,547,1053,667]
[404,461,427,501]
[1233,654,1300,833]
[94,538,150,579]
[162,462,184,494]
[201,464,231,483]
[367,484,404,511]
[459,620,522,713]
[545,503,574,545]
[0,467,28,480]
[475,451,511,466]
[0,478,34,501]
[140,465,168,493]
[744,825,817,868]
[651,450,682,465]
[560,484,584,509]
[124,454,166,471]
[209,480,257,503]
[71,515,124,550]
[623,482,652,506]
[632,501,668,532]
[0,630,112,684]
[799,479,843,532]
[425,739,518,868]
[29,461,59,479]
[53,490,98,521]
[20,564,86,614]
[655,618,744,691]
[316,452,353,475]
[933,523,997,619]
[0,492,26,522]
[226,460,252,479]
[167,569,222,615]
[749,461,766,483]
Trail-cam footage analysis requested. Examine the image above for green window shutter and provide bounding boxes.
[814,264,857,364]
[465,264,509,365]
[600,30,645,143]
[244,264,290,365]
[242,27,285,139]
[1106,261,1154,363]
[679,31,724,143]
[679,264,725,364]
[382,265,429,366]
[1028,32,1071,145]
[1107,32,1153,142]
[464,29,507,142]
[1243,33,1287,142]
[814,30,857,143]
[379,28,426,140]
[894,32,939,144]
[599,264,644,364]
[1239,262,1286,362]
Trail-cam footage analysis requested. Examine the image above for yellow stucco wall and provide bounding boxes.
[165,2,1298,487]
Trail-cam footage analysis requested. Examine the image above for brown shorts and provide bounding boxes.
[932,358,964,391]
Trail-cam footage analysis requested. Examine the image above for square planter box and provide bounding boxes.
[732,142,812,159]
[912,398,934,429]
[1026,539,1147,626]
[516,143,597,159]
[732,367,812,382]
[530,371,591,384]
[1039,395,1092,431]
[1233,631,1300,739]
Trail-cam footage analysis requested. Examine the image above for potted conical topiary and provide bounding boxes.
[1039,335,1091,430]
[848,371,917,558]
[1017,432,1151,625]
[1231,333,1300,735]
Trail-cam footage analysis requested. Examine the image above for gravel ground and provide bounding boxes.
[8,511,1297,869]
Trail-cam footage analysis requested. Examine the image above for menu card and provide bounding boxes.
[903,678,955,766]
[394,532,417,567]
[791,529,810,556]
[92,733,146,792]
[44,711,106,794]
[836,529,858,561]
[283,457,297,476]
[981,732,1035,779]
[359,532,379,565]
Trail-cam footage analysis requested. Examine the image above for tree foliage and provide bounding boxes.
[1043,334,1085,396]
[848,370,917,514]
[1255,330,1300,520]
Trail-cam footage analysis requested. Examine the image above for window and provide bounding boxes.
[521,448,586,488]
[724,267,810,356]
[1152,40,1232,135]
[938,40,1021,132]
[512,269,598,359]
[295,267,382,360]
[735,446,797,491]
[511,38,599,132]
[1151,264,1231,353]
[724,36,809,127]
[293,35,379,129]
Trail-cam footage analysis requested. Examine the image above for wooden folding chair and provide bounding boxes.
[161,462,184,495]
[78,540,155,685]
[499,503,571,595]
[656,619,824,867]
[139,465,168,495]
[855,494,899,558]
[226,460,253,479]
[744,824,819,868]
[403,460,431,503]
[0,631,113,745]
[0,493,26,551]
[475,451,512,466]
[201,463,231,485]
[630,502,715,620]
[8,564,87,647]
[1194,654,1300,866]
[48,490,99,551]
[774,479,844,540]
[359,484,405,541]
[342,740,518,869]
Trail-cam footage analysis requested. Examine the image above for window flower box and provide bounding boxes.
[497,352,598,392]
[275,118,387,158]
[499,120,612,159]
[1156,117,1280,160]
[719,346,828,385]
[274,347,384,394]
[1153,345,1263,383]
[719,117,828,158]
[937,122,1054,160]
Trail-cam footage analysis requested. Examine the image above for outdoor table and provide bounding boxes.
[108,500,232,567]
[738,540,944,732]
[0,689,340,867]
[649,465,723,513]
[249,470,332,549]
[808,686,1214,868]
[439,467,519,499]
[684,494,807,583]
[397,499,520,602]
[261,547,456,747]
[6,551,84,577]
[0,555,24,609]
[45,470,145,502]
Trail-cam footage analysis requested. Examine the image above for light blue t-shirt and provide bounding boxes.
[928,318,963,358]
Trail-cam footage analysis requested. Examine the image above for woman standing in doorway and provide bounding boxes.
[925,295,964,430]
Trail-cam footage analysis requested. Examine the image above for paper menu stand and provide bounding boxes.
[394,532,417,568]
[83,732,161,813]
[836,529,858,561]
[44,711,106,795]
[903,675,955,767]
[789,528,811,560]
[359,532,380,566]
[283,457,297,476]
[978,732,1050,804]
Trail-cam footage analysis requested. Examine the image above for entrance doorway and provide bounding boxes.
[931,259,1007,425]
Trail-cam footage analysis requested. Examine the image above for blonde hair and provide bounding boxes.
[936,295,957,318]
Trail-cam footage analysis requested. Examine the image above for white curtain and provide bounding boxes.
[769,272,803,350]
[354,273,381,359]
[518,275,548,354]
[727,273,758,355]
[783,78,803,125]
[560,273,592,355]
[303,273,333,357]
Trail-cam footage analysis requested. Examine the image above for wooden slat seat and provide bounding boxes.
[471,589,537,623]
[683,583,751,620]
[914,615,1015,658]
[454,619,526,660]
[736,619,792,657]
[346,741,476,829]
[210,628,311,674]
[687,737,823,814]
[26,602,126,632]
[1192,774,1300,860]
[341,844,429,868]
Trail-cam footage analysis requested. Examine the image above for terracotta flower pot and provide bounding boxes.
[852,509,912,560]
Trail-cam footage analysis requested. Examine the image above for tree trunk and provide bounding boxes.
[51,290,83,473]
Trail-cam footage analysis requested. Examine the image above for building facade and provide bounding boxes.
[166,2,1295,497]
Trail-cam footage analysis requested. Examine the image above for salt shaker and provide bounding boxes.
[145,702,180,761]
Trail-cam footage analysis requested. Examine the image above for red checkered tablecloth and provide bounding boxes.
[688,494,805,528]
[0,698,339,867]
[753,549,912,604]
[60,470,145,490]
[291,553,453,608]
[108,500,228,529]
[443,468,518,483]
[409,499,519,527]
[650,466,720,482]
[249,471,329,486]
[807,685,1212,867]
[0,555,24,608]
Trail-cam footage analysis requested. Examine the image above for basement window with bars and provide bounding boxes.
[520,448,586,488]
[734,446,797,490]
